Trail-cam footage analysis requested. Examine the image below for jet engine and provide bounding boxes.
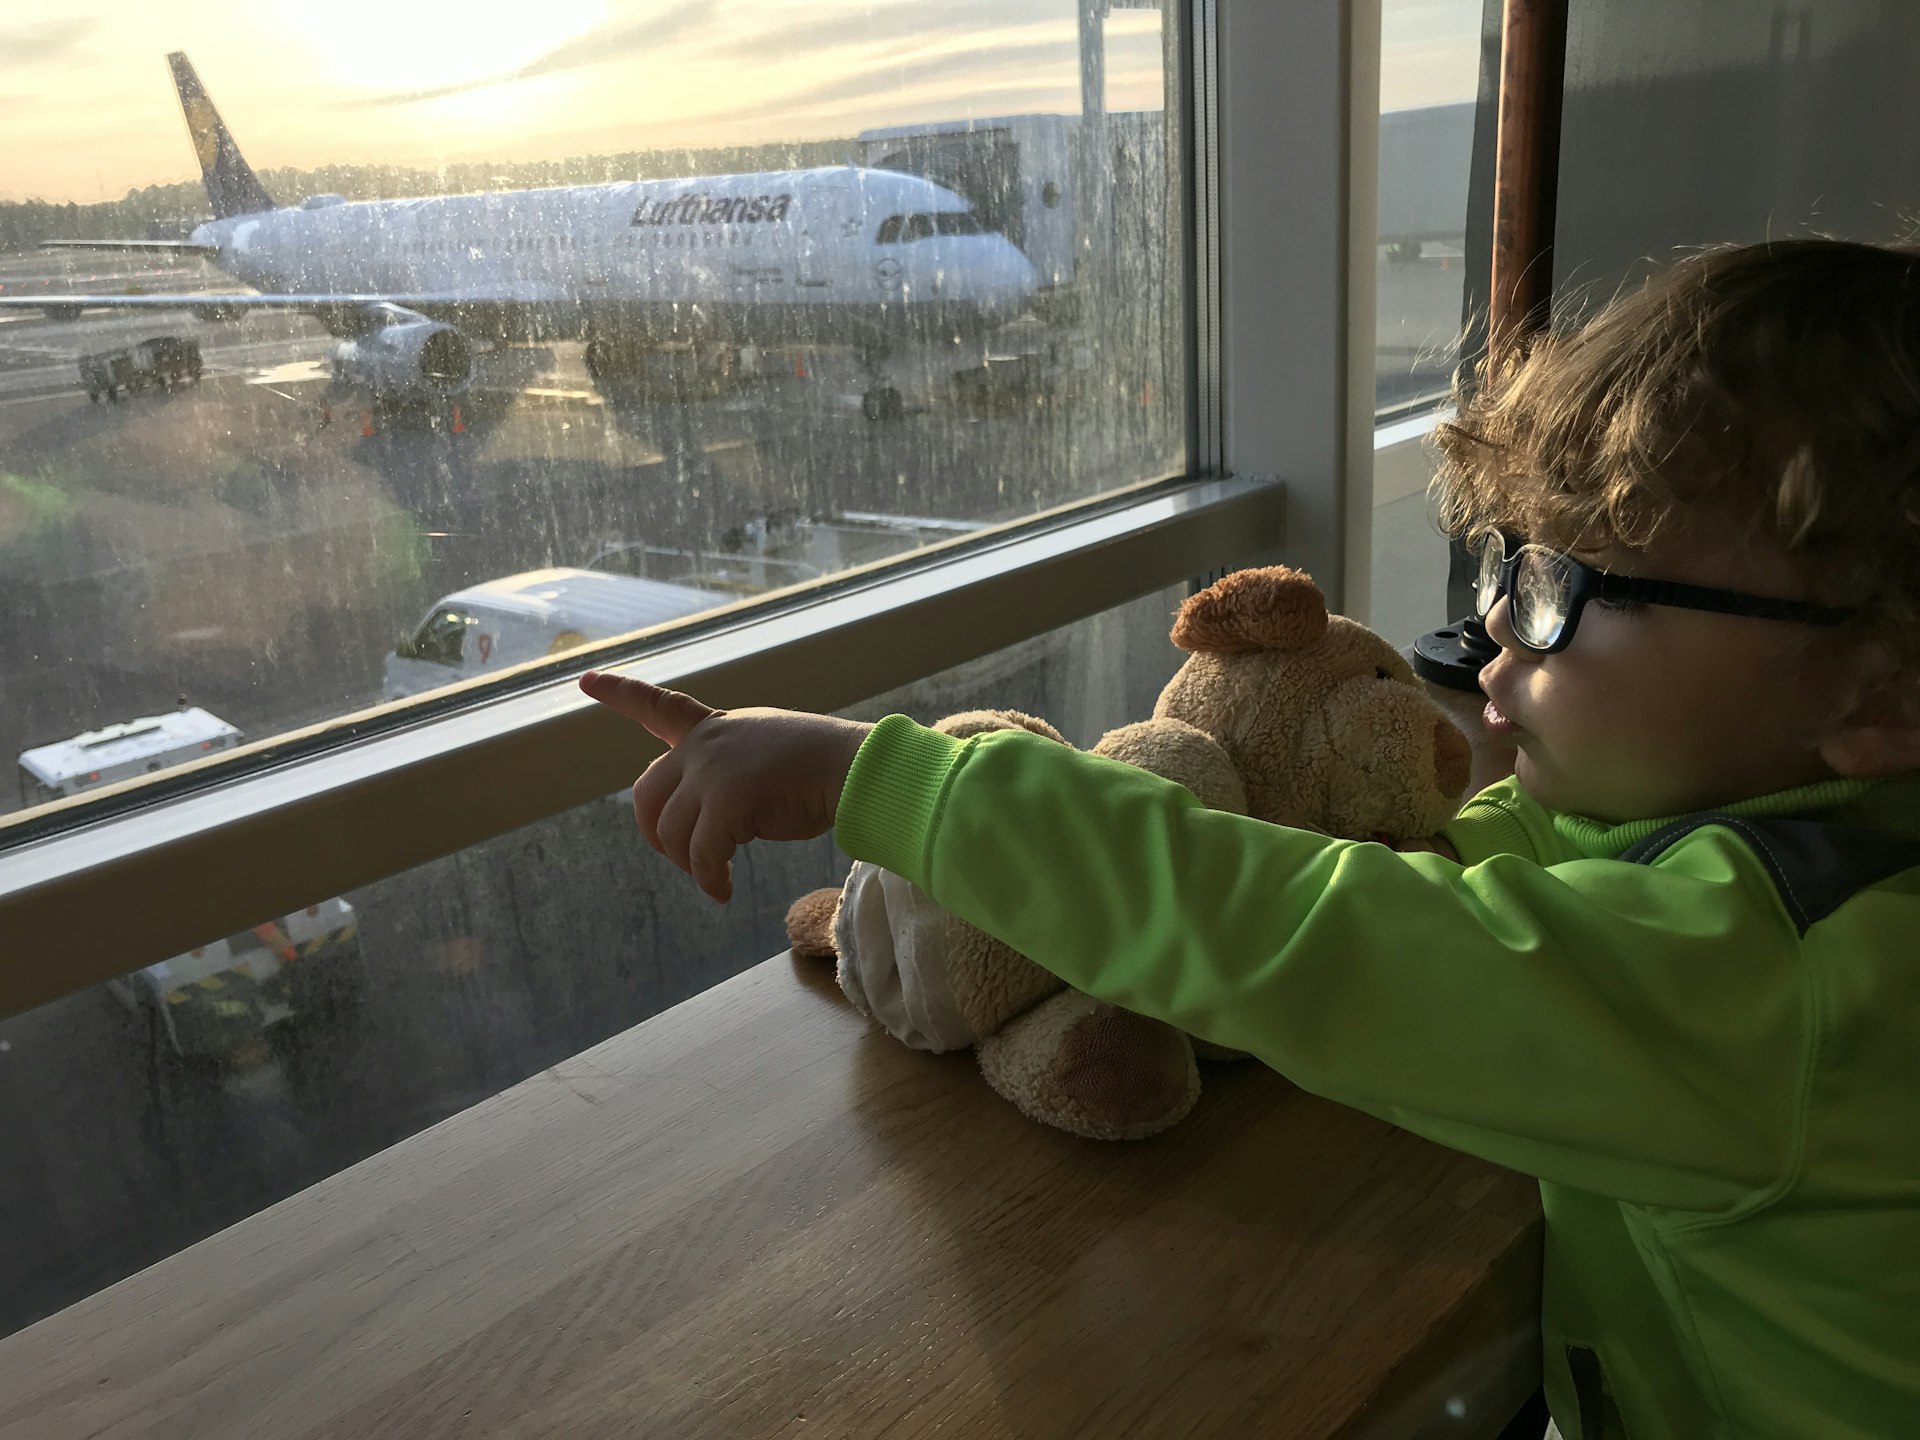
[331,316,472,399]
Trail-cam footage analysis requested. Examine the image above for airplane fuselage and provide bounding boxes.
[194,167,1038,350]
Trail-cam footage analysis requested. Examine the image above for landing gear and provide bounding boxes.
[583,336,639,386]
[861,386,905,422]
[586,336,742,401]
[857,339,911,422]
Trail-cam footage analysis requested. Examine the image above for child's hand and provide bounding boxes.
[581,671,873,903]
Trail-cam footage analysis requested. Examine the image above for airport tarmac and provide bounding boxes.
[0,249,1185,809]
[0,245,1460,798]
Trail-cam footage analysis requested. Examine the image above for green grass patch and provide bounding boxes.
[2,471,76,526]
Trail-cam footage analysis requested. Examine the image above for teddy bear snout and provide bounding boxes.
[1314,681,1469,838]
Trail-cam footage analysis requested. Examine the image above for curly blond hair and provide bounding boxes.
[1433,239,1920,664]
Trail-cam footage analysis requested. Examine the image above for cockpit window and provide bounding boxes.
[400,608,475,666]
[883,212,984,243]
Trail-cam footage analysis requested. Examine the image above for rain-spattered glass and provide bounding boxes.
[1368,0,1483,650]
[1374,0,1479,418]
[0,2,1186,824]
[0,581,1190,1337]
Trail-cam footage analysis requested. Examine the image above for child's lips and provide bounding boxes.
[1482,698,1520,738]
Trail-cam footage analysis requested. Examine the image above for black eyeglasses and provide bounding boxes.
[1473,532,1856,654]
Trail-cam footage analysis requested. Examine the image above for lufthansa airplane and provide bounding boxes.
[5,54,1041,415]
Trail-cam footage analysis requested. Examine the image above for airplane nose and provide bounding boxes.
[946,239,1038,320]
[986,243,1038,306]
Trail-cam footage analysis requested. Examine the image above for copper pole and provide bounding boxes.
[1489,0,1568,357]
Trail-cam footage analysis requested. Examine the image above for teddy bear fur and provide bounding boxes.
[786,565,1471,1140]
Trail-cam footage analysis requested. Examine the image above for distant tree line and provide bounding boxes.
[0,140,857,253]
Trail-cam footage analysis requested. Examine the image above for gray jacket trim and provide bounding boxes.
[1619,815,1920,935]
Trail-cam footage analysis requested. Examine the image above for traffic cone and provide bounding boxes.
[451,404,465,434]
[1140,381,1154,408]
[793,353,806,379]
[361,411,375,437]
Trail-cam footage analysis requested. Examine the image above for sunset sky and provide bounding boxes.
[0,1,1479,204]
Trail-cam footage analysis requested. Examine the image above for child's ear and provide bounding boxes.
[1819,723,1920,778]
[1819,673,1920,778]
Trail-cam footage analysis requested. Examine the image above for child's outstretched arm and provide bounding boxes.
[588,675,1811,1213]
[579,671,870,903]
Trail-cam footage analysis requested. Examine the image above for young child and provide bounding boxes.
[581,238,1920,1440]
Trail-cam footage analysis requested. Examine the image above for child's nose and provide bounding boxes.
[1482,596,1537,658]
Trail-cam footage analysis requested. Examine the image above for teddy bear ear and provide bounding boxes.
[1170,567,1328,653]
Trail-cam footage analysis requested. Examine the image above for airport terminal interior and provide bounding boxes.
[5,2,1916,1435]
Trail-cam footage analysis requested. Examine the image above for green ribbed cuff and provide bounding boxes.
[833,714,968,885]
[1442,794,1541,866]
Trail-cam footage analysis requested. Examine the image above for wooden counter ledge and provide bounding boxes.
[0,954,1542,1440]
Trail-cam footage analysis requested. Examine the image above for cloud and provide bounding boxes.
[801,37,1079,114]
[354,0,725,106]
[0,18,94,69]
[476,7,1147,162]
[667,32,1084,132]
[351,0,1096,109]
[714,0,1067,62]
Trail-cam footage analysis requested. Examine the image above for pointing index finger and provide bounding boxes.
[580,671,718,747]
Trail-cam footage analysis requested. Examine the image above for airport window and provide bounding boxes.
[0,581,1195,1336]
[0,3,1187,832]
[1374,0,1478,420]
[0,1,1391,1369]
[1369,0,1486,647]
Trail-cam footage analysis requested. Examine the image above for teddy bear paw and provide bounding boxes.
[978,989,1200,1140]
[785,887,842,961]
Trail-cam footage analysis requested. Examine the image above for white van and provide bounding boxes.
[383,567,726,700]
[386,513,992,701]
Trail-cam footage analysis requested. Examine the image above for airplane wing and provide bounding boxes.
[0,292,502,320]
[0,293,400,312]
[38,240,221,257]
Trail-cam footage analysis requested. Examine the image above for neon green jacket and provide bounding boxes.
[833,716,1920,1439]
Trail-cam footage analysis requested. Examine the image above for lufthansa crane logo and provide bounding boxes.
[875,257,904,290]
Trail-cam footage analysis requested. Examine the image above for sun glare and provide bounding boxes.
[289,0,610,95]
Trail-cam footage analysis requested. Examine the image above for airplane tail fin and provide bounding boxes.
[167,52,276,219]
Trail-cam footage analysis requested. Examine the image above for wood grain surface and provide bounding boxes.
[0,955,1542,1440]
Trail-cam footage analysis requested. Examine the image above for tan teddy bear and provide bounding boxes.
[785,565,1471,1140]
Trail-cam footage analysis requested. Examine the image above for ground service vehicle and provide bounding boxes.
[388,512,991,700]
[77,335,204,401]
[383,568,725,700]
[16,706,360,1069]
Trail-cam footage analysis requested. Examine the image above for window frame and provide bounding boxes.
[0,0,1382,1021]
